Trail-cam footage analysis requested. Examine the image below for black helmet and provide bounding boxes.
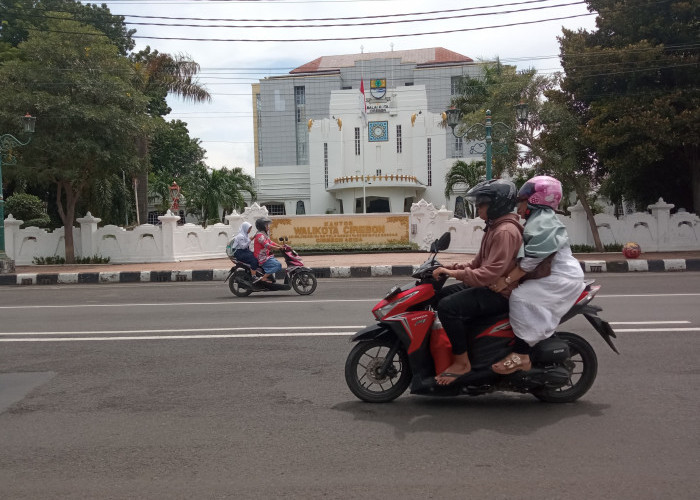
[465,179,517,220]
[255,217,272,232]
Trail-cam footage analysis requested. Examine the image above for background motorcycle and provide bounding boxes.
[225,237,317,297]
[345,232,619,403]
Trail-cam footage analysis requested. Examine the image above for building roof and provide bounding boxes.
[290,47,473,74]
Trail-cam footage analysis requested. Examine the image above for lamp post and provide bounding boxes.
[446,103,528,180]
[1,114,36,274]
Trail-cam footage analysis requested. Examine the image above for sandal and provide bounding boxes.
[492,353,531,375]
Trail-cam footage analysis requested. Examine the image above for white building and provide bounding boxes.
[252,48,483,215]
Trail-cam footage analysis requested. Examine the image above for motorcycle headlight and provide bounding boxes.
[373,290,419,319]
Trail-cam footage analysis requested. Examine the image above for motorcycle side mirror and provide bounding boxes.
[436,232,451,251]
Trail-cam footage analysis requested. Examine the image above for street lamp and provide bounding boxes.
[446,103,528,180]
[0,114,37,274]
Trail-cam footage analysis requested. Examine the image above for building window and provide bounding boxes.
[296,201,305,215]
[354,127,360,155]
[396,125,402,154]
[376,169,382,176]
[266,203,286,215]
[427,138,432,187]
[294,86,308,164]
[294,86,305,105]
[324,143,329,188]
[404,82,414,86]
[453,136,463,158]
[451,76,462,95]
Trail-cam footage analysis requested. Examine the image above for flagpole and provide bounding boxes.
[360,51,367,214]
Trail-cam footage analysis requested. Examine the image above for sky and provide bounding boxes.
[99,0,599,177]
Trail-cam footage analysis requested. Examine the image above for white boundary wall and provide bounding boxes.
[4,198,699,264]
[408,197,700,253]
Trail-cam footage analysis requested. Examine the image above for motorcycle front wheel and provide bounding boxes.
[229,268,253,297]
[345,339,411,403]
[291,270,317,295]
[532,332,598,403]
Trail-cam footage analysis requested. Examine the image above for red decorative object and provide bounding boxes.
[622,242,641,259]
[169,182,181,211]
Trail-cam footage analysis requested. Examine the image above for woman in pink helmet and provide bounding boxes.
[489,175,585,374]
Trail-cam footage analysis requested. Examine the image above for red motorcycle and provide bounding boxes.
[345,232,619,403]
[226,237,317,296]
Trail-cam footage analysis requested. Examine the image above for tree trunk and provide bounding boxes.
[136,136,149,225]
[571,179,604,252]
[690,147,699,215]
[55,181,79,264]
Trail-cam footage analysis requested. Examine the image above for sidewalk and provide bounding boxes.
[2,250,700,286]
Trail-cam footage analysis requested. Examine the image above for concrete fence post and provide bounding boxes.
[648,198,674,250]
[3,214,23,260]
[567,201,590,246]
[76,212,101,258]
[158,210,181,262]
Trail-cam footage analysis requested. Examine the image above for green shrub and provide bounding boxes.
[5,193,51,228]
[32,255,110,265]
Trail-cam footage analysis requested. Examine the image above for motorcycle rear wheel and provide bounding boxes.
[345,339,411,403]
[291,270,317,295]
[229,269,253,297]
[532,332,598,403]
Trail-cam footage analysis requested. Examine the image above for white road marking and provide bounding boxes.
[610,328,700,333]
[609,321,690,325]
[0,332,356,342]
[0,299,378,310]
[0,326,365,336]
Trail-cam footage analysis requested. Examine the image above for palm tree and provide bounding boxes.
[131,48,212,223]
[444,160,485,218]
[183,166,256,227]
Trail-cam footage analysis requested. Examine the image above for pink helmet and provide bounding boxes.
[517,175,562,210]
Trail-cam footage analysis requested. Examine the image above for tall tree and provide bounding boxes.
[559,0,699,211]
[450,61,553,177]
[0,15,149,262]
[131,47,211,222]
[533,85,606,251]
[0,0,135,54]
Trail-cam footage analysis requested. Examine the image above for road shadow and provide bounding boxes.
[332,396,610,440]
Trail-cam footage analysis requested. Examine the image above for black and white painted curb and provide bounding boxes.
[1,259,699,286]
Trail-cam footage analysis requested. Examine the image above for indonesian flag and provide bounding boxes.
[359,78,367,126]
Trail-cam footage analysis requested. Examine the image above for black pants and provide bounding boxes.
[435,283,509,355]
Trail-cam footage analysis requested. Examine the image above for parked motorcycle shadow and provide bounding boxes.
[332,398,610,441]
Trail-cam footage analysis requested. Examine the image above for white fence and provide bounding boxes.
[4,198,699,265]
[409,197,700,253]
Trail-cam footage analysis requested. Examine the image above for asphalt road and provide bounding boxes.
[1,274,699,499]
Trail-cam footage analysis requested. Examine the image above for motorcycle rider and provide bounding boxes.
[489,175,585,374]
[253,217,283,284]
[431,179,523,385]
[227,221,260,270]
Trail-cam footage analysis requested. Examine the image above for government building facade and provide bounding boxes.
[251,47,482,215]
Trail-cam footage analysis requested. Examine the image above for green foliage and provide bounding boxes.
[450,61,554,177]
[559,0,700,211]
[32,255,111,265]
[570,244,623,254]
[0,16,150,262]
[0,0,135,55]
[181,165,256,226]
[4,192,50,227]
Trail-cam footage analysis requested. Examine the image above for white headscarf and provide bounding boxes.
[232,221,252,249]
